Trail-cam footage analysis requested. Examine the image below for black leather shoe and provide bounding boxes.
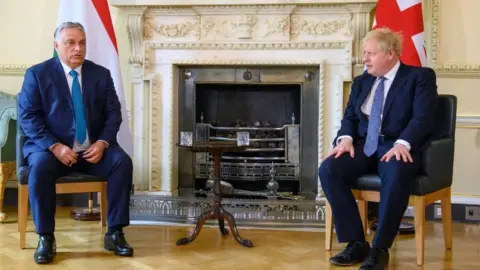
[359,248,389,270]
[329,241,370,266]
[34,235,56,264]
[104,231,134,256]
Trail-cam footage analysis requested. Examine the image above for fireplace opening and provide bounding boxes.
[195,83,301,128]
[194,83,301,197]
[178,67,320,200]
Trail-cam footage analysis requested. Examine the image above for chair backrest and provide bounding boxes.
[434,94,457,140]
[16,98,28,173]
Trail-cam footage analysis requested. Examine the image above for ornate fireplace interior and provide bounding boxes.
[178,66,320,200]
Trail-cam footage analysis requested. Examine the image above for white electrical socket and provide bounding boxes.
[465,206,480,221]
[434,205,442,218]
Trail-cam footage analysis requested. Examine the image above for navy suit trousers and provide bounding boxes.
[319,141,421,249]
[27,146,132,234]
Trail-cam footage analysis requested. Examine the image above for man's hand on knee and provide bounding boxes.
[381,144,413,163]
[50,143,78,167]
[82,141,106,164]
[327,138,355,159]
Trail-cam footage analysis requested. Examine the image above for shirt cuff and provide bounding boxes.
[336,135,353,145]
[49,142,60,151]
[98,140,109,148]
[394,139,411,151]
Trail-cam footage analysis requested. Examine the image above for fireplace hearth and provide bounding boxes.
[178,66,320,200]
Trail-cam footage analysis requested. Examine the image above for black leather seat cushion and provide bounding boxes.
[17,166,105,185]
[352,174,440,196]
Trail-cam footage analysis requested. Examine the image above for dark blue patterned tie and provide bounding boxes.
[69,70,87,144]
[364,77,386,157]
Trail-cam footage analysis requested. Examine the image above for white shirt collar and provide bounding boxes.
[381,60,400,81]
[59,60,82,77]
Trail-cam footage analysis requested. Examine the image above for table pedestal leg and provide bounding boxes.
[176,150,253,247]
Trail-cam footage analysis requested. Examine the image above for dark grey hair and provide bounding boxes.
[54,22,85,41]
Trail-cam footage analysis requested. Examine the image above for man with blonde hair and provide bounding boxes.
[319,27,438,269]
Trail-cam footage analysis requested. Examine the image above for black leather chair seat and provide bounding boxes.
[350,135,454,197]
[17,166,105,185]
[352,174,433,196]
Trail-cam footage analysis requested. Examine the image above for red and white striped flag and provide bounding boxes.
[373,0,426,67]
[56,0,133,157]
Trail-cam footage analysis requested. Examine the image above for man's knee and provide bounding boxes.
[108,147,133,173]
[318,156,337,179]
[28,152,59,179]
[380,159,417,187]
[318,156,338,185]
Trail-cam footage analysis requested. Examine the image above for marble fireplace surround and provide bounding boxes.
[111,0,377,197]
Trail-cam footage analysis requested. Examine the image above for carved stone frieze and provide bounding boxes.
[201,19,215,38]
[217,15,257,39]
[290,15,351,40]
[262,17,290,38]
[144,15,201,40]
[193,4,296,14]
[134,3,378,43]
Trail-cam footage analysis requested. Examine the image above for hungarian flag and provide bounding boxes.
[373,0,426,67]
[56,0,133,157]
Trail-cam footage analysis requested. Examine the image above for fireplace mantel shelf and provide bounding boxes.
[110,0,377,6]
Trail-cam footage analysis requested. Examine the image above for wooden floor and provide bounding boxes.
[0,206,479,269]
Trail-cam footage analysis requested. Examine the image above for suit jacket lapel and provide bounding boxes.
[52,58,73,112]
[81,62,95,131]
[357,75,376,117]
[383,63,408,117]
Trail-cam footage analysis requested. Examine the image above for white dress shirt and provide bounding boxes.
[337,60,411,151]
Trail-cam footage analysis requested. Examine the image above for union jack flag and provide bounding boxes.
[373,0,426,67]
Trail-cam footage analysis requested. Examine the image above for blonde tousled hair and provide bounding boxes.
[362,27,403,56]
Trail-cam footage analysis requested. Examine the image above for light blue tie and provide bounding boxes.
[69,70,87,144]
[364,77,386,157]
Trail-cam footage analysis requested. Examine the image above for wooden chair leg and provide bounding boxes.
[18,185,29,249]
[0,167,7,222]
[358,200,368,236]
[441,188,453,250]
[325,201,333,251]
[100,184,107,227]
[413,197,425,266]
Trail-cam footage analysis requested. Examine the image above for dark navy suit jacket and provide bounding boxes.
[335,62,438,153]
[18,57,122,158]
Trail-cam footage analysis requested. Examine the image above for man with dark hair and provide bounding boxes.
[18,21,134,264]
